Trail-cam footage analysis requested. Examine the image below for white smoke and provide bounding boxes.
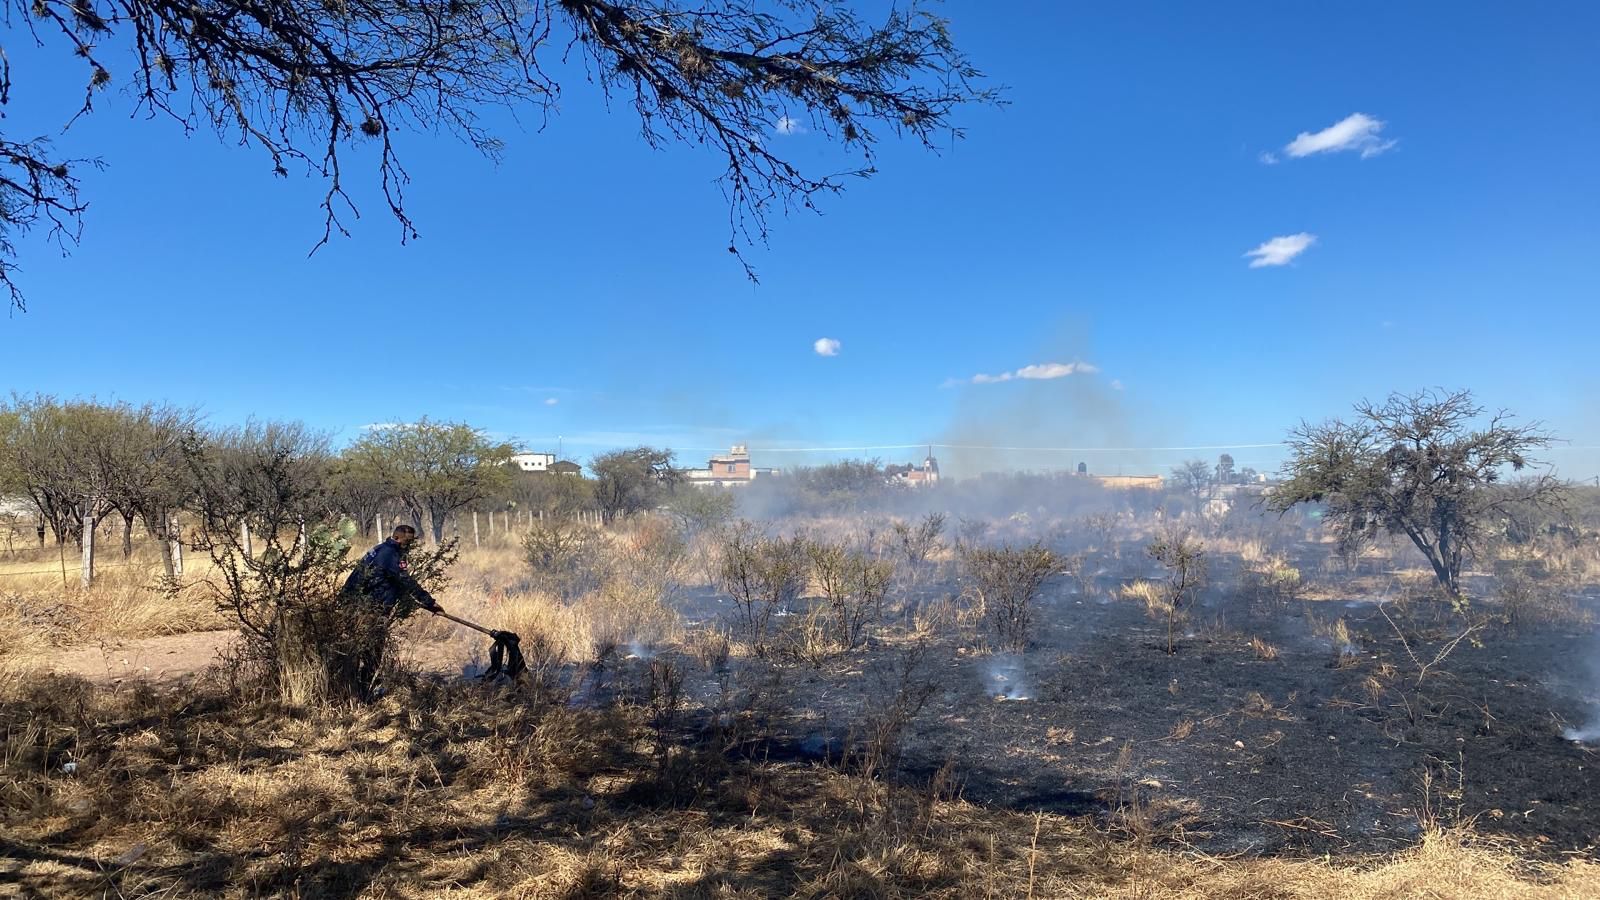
[1562,723,1600,743]
[985,654,1031,702]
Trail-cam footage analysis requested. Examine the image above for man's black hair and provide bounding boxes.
[392,524,417,537]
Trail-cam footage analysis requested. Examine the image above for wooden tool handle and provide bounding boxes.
[431,609,495,637]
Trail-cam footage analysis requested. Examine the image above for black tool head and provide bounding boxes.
[480,630,527,681]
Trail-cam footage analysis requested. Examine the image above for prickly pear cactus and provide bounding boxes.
[307,518,358,559]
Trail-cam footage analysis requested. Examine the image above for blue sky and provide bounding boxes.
[2,2,1597,478]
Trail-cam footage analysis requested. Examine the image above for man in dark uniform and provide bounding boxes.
[340,524,444,696]
[342,524,444,615]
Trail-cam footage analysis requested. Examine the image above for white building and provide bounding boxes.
[509,452,557,473]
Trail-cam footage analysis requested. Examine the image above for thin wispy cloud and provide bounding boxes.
[813,337,841,357]
[949,361,1099,387]
[1284,113,1396,159]
[1258,151,1280,165]
[544,398,560,406]
[359,422,403,431]
[775,115,807,135]
[1110,379,1125,391]
[1245,232,1316,268]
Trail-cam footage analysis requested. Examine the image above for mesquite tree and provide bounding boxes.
[1267,389,1566,598]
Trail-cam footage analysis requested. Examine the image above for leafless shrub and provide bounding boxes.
[1494,564,1592,631]
[1061,553,1096,598]
[845,640,938,796]
[1083,512,1120,556]
[891,512,945,587]
[718,522,808,655]
[522,518,609,600]
[954,516,990,553]
[642,658,686,786]
[807,539,894,652]
[684,626,731,674]
[962,542,1059,653]
[1145,528,1207,654]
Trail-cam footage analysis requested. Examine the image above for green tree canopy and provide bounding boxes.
[591,447,679,523]
[1266,389,1566,597]
[347,420,513,541]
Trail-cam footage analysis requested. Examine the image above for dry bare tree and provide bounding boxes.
[1169,459,1214,511]
[3,0,995,308]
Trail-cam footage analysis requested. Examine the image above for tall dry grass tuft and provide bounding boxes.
[0,545,226,648]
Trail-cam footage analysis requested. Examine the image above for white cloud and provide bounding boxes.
[1284,113,1396,159]
[775,115,807,136]
[957,361,1098,386]
[1258,151,1280,165]
[360,422,403,431]
[1245,232,1316,268]
[1111,379,1125,391]
[813,337,841,357]
[544,397,560,406]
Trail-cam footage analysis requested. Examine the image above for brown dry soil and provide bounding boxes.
[28,577,1600,863]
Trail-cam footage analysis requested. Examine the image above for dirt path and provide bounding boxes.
[39,630,240,683]
[29,630,485,684]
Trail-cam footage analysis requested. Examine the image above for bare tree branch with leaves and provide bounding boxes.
[2,0,994,308]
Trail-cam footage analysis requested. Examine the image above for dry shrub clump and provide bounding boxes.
[961,541,1059,652]
[1145,528,1207,654]
[1243,552,1308,610]
[1492,561,1594,631]
[521,516,609,599]
[718,521,808,655]
[801,538,893,658]
[506,514,686,665]
[891,511,946,587]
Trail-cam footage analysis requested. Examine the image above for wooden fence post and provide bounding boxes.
[472,510,480,548]
[241,521,253,558]
[81,513,95,588]
[377,513,384,538]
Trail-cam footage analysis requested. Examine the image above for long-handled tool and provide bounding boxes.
[431,609,526,680]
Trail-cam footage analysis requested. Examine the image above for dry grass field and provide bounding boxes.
[4,512,1600,898]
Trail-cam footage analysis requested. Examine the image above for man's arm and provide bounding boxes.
[377,546,440,611]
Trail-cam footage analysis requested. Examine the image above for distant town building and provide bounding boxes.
[1091,474,1163,490]
[1071,465,1162,490]
[684,444,779,488]
[510,452,557,472]
[548,460,583,477]
[889,449,941,487]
